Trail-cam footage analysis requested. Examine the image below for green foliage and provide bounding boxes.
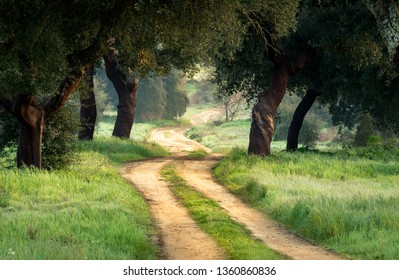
[135,75,166,122]
[163,70,189,119]
[0,103,80,170]
[274,95,327,146]
[161,163,285,260]
[0,102,81,169]
[214,147,399,259]
[42,105,80,169]
[354,113,378,147]
[136,71,189,122]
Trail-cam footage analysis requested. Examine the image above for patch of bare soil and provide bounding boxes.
[189,107,224,126]
[121,108,344,260]
[122,158,224,260]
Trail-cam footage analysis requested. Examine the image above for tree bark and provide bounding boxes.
[15,96,45,168]
[78,65,96,140]
[103,48,138,138]
[286,89,321,151]
[248,46,315,156]
[0,70,82,168]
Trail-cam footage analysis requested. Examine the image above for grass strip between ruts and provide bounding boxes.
[160,163,286,260]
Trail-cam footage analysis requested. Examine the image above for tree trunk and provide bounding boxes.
[224,101,229,122]
[394,45,399,66]
[16,107,45,168]
[248,67,289,156]
[286,89,321,151]
[248,46,315,156]
[103,48,138,138]
[78,65,96,140]
[0,70,82,168]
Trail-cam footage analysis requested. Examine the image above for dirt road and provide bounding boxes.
[121,109,342,260]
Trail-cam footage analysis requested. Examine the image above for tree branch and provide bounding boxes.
[42,70,83,118]
[286,44,316,76]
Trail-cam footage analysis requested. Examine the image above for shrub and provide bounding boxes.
[0,103,80,169]
[354,113,378,147]
[42,104,80,169]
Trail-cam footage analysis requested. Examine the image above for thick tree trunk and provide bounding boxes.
[248,46,315,156]
[286,89,320,151]
[103,48,138,138]
[78,65,96,140]
[248,67,289,156]
[0,70,82,168]
[16,106,45,168]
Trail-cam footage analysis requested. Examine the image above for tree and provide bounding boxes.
[216,0,399,155]
[286,89,321,150]
[78,65,96,140]
[103,48,138,138]
[0,0,135,168]
[364,0,399,64]
[135,70,189,122]
[163,70,189,120]
[0,0,261,168]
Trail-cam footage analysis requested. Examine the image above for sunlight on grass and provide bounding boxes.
[0,139,166,260]
[213,147,399,259]
[161,163,285,260]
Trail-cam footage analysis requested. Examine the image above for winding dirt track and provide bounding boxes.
[121,109,343,260]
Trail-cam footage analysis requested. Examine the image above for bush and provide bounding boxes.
[135,70,189,122]
[42,104,80,169]
[0,103,80,169]
[354,113,377,147]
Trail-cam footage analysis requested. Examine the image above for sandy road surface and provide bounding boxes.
[121,108,343,259]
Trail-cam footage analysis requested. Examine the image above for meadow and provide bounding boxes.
[213,147,399,259]
[0,138,167,259]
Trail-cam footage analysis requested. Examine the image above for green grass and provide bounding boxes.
[95,115,158,141]
[161,163,285,260]
[185,119,292,153]
[0,138,168,260]
[79,137,169,164]
[96,114,191,141]
[213,147,399,259]
[185,149,209,159]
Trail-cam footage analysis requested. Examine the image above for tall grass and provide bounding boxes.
[0,139,167,259]
[80,137,169,164]
[213,147,399,259]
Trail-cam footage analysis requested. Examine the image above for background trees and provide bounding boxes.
[0,0,254,168]
[1,0,398,168]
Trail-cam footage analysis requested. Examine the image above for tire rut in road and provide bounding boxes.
[121,158,225,260]
[176,157,343,260]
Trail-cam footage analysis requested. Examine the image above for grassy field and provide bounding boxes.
[0,138,167,259]
[213,147,399,259]
[96,114,191,141]
[161,163,285,260]
[186,119,288,153]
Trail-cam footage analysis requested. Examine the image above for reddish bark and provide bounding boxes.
[103,48,138,138]
[78,65,97,140]
[0,70,82,168]
[248,46,315,156]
